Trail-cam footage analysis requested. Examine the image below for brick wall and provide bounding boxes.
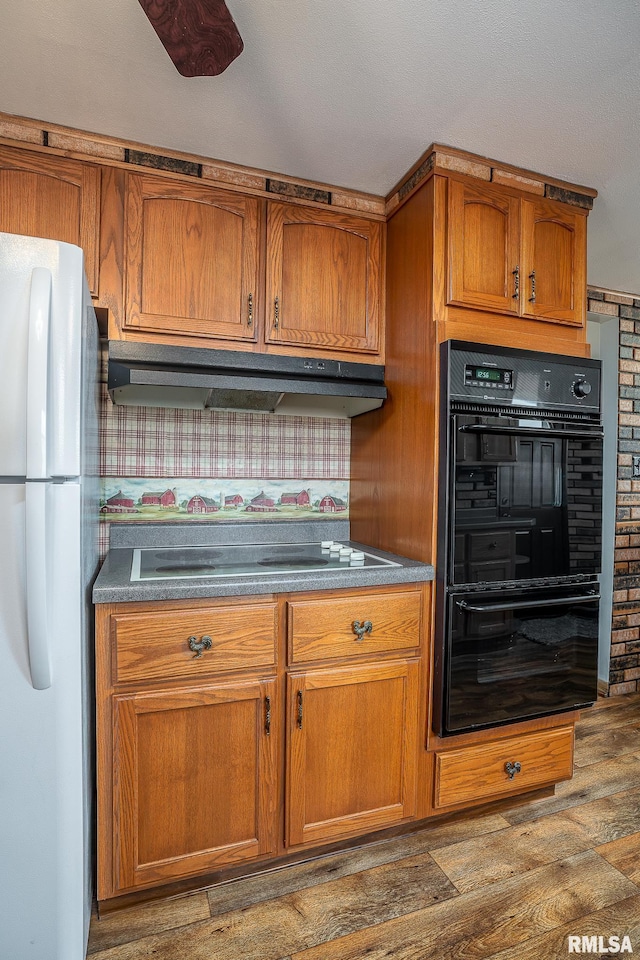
[588,287,640,694]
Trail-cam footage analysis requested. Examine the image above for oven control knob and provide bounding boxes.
[572,379,592,399]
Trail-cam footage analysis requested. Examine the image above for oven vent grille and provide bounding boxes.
[450,401,600,421]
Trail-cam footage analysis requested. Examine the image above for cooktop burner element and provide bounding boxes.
[130,541,401,581]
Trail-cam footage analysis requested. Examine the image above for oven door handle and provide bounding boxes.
[455,592,600,613]
[458,424,604,440]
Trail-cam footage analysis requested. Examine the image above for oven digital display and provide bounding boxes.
[465,364,513,388]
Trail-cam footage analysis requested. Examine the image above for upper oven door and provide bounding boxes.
[449,414,603,585]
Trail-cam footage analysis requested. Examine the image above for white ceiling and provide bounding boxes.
[1,0,639,293]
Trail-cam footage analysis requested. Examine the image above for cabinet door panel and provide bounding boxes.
[266,203,382,354]
[124,175,259,342]
[448,180,520,315]
[521,198,586,325]
[286,660,418,847]
[113,679,277,891]
[0,146,100,295]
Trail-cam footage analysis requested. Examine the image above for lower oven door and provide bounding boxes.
[442,584,599,735]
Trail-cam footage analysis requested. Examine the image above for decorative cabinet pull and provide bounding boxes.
[274,296,280,329]
[352,620,373,642]
[187,635,212,658]
[528,270,536,303]
[247,292,253,326]
[296,689,303,729]
[512,265,520,300]
[264,695,271,736]
[504,760,522,780]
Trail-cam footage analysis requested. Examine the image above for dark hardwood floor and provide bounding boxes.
[88,693,640,959]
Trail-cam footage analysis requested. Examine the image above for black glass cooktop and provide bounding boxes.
[130,541,401,581]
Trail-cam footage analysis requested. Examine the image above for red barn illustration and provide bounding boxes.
[245,491,278,512]
[187,495,219,514]
[280,490,311,507]
[318,495,347,513]
[140,489,176,507]
[101,490,137,514]
[225,494,244,508]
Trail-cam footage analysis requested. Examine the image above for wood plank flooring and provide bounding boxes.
[88,693,640,959]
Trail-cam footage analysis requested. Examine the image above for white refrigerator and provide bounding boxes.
[0,233,99,958]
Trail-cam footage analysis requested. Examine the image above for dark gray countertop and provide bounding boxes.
[93,521,434,603]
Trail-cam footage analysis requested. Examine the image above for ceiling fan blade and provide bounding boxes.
[138,0,243,77]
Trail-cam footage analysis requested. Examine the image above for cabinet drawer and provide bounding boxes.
[433,725,574,809]
[112,603,277,683]
[288,590,422,663]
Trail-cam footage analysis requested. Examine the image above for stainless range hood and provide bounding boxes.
[107,342,387,418]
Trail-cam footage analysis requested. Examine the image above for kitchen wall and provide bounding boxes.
[98,358,350,557]
[588,287,640,694]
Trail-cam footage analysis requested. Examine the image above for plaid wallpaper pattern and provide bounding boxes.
[100,384,350,480]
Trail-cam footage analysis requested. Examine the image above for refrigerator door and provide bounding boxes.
[0,480,91,958]
[0,233,85,479]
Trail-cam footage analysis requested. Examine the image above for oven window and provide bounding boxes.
[444,588,599,733]
[451,415,603,584]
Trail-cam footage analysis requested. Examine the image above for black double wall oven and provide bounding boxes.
[434,341,603,736]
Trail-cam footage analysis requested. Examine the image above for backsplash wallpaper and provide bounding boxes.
[99,367,351,554]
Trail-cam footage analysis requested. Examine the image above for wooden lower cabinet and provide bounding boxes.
[111,678,278,893]
[95,584,578,904]
[285,660,419,847]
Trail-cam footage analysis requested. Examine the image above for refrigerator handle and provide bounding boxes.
[26,268,52,480]
[25,483,51,690]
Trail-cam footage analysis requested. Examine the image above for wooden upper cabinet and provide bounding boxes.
[285,659,419,848]
[0,146,100,295]
[448,180,520,316]
[123,174,260,342]
[521,198,586,325]
[446,178,587,328]
[266,203,382,355]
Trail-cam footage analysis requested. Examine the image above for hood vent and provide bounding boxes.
[107,342,387,419]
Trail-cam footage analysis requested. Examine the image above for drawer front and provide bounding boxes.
[288,590,422,663]
[433,725,574,809]
[113,603,277,683]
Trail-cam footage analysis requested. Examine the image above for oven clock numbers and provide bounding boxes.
[464,364,513,390]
